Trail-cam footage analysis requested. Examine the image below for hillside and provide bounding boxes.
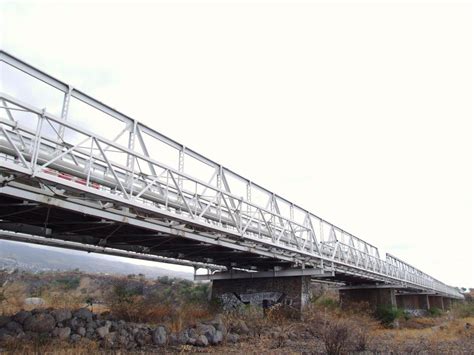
[0,240,192,279]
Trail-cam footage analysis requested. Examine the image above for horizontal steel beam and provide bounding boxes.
[0,229,225,271]
[194,268,335,280]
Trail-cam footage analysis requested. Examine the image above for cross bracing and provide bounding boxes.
[0,50,462,299]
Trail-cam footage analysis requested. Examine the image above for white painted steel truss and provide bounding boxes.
[0,50,462,299]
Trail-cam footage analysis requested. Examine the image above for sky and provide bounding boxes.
[0,0,472,287]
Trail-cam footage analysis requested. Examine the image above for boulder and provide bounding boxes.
[77,327,86,337]
[212,314,227,333]
[53,327,71,340]
[0,315,11,328]
[13,311,31,325]
[177,331,189,345]
[23,313,56,333]
[69,318,85,330]
[227,333,240,343]
[197,323,216,342]
[152,326,167,345]
[135,330,149,346]
[51,309,72,323]
[212,330,223,344]
[86,326,95,338]
[196,334,209,346]
[233,320,249,335]
[5,321,23,334]
[97,326,109,338]
[73,308,93,321]
[188,328,198,339]
[24,297,45,306]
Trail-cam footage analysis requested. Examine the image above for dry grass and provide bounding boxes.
[42,291,85,310]
[0,281,27,315]
[0,338,100,354]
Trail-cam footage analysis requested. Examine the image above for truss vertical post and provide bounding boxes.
[216,165,223,222]
[246,181,252,214]
[127,120,137,194]
[178,145,185,190]
[31,109,45,176]
[57,85,72,147]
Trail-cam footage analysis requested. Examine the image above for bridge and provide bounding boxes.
[0,50,463,312]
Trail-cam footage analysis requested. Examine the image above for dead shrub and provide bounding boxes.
[305,304,377,354]
[320,316,351,355]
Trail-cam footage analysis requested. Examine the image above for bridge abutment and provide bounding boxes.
[339,287,397,310]
[211,275,312,313]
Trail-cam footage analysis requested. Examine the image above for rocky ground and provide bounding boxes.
[1,306,473,354]
[1,270,473,354]
[0,307,245,351]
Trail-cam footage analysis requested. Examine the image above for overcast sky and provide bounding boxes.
[1,0,472,287]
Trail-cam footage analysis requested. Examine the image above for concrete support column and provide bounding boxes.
[211,275,312,312]
[419,294,430,310]
[339,288,397,310]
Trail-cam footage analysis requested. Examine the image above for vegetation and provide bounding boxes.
[452,301,474,318]
[375,305,406,326]
[428,306,443,317]
[1,270,473,354]
[106,276,211,328]
[51,275,81,290]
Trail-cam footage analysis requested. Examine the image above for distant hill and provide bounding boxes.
[0,239,193,280]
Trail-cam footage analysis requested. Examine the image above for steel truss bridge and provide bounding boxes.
[0,51,462,299]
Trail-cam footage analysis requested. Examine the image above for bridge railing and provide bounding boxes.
[0,51,462,299]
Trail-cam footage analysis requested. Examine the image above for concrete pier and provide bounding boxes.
[339,287,397,310]
[428,295,445,310]
[211,275,312,312]
[396,294,430,310]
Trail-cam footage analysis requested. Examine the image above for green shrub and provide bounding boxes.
[375,305,404,326]
[157,275,173,285]
[428,307,443,317]
[52,275,80,290]
[112,282,144,302]
[180,282,210,304]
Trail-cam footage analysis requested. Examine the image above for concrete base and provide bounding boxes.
[211,275,311,312]
[339,288,397,310]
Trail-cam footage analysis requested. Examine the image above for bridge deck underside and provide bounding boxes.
[0,194,295,271]
[0,192,384,286]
